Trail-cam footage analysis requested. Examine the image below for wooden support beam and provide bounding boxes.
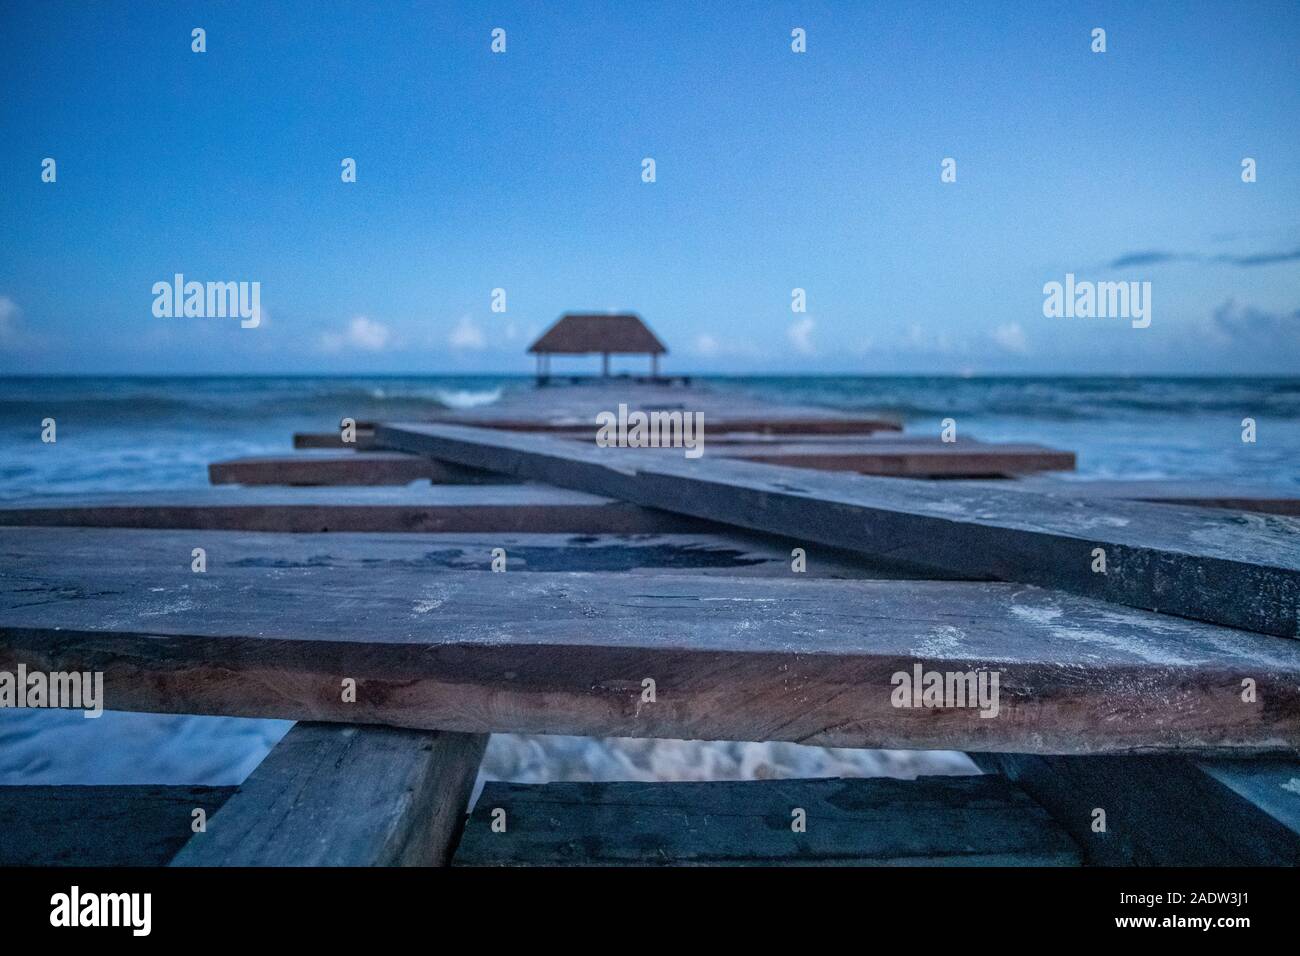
[208,451,506,486]
[3,527,1299,754]
[454,775,1080,866]
[374,423,1300,638]
[171,723,487,866]
[0,785,235,866]
[0,486,705,534]
[972,753,1300,866]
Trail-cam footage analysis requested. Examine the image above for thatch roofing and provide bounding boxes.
[528,313,667,355]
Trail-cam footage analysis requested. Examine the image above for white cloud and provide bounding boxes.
[1211,298,1300,348]
[694,333,719,356]
[787,317,815,355]
[448,314,486,350]
[991,321,1029,354]
[319,315,392,353]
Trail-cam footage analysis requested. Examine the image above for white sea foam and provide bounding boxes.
[435,387,502,409]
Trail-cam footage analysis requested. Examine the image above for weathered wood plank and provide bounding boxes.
[208,451,506,486]
[0,526,900,578]
[418,382,899,432]
[0,785,235,866]
[454,775,1080,866]
[713,441,1074,476]
[992,478,1300,517]
[297,419,903,446]
[375,423,1300,638]
[515,436,1073,476]
[972,753,1300,866]
[294,430,377,449]
[3,527,1299,753]
[0,485,705,534]
[458,417,904,436]
[170,723,487,866]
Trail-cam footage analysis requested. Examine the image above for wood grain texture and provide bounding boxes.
[509,437,1073,476]
[454,775,1081,866]
[170,723,486,866]
[375,423,1300,638]
[0,485,706,534]
[972,753,1300,866]
[294,430,377,449]
[0,785,235,866]
[0,526,905,578]
[986,478,1300,517]
[713,441,1074,476]
[208,451,507,486]
[3,527,1299,754]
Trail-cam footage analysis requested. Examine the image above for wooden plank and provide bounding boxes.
[456,417,904,436]
[0,785,235,866]
[972,753,1300,866]
[294,430,377,450]
[171,723,486,866]
[375,423,1300,639]
[454,775,1080,866]
[208,451,507,486]
[991,478,1300,517]
[0,485,705,534]
[298,420,903,446]
[0,526,901,578]
[712,441,1073,476]
[4,527,1299,753]
[511,437,1073,476]
[417,382,900,432]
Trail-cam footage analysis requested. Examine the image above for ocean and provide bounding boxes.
[2,375,1297,788]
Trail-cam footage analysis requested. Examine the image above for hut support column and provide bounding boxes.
[651,353,658,379]
[602,352,610,377]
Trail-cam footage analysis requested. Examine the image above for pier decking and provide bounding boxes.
[2,379,1298,867]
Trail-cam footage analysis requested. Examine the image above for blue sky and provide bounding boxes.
[1,0,1297,375]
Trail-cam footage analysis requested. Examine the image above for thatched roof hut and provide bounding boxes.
[527,313,667,380]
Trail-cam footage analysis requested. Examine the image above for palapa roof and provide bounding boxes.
[527,313,667,355]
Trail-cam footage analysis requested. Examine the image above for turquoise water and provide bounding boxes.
[2,375,1298,498]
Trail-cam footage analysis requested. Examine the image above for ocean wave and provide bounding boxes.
[434,387,503,409]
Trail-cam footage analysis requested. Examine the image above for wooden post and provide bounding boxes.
[602,352,610,377]
[651,353,659,379]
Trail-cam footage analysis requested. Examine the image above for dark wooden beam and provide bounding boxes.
[374,423,1300,638]
[709,440,1074,476]
[208,451,507,486]
[454,775,1080,866]
[0,785,235,866]
[0,486,705,534]
[293,430,377,450]
[972,753,1300,866]
[4,527,1299,753]
[171,723,486,866]
[991,478,1300,517]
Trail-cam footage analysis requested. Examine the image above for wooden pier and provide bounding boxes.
[2,379,1298,867]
